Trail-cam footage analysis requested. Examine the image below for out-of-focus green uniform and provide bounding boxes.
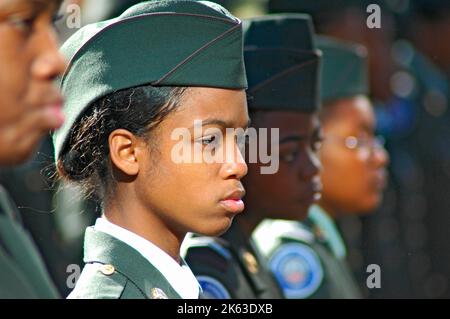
[0,185,59,298]
[253,205,361,298]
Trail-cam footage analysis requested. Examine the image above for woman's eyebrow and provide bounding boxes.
[279,135,307,144]
[0,1,38,17]
[28,0,62,13]
[191,118,251,129]
[19,0,46,9]
[0,0,45,13]
[357,121,375,133]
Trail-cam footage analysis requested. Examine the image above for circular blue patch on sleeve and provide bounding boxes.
[197,276,231,299]
[269,242,324,299]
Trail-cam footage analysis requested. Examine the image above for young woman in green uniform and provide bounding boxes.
[54,0,249,299]
[254,36,389,299]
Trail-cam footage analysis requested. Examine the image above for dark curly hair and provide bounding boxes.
[57,85,187,203]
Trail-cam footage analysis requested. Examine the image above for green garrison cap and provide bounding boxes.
[317,36,368,103]
[53,0,247,160]
[243,14,321,112]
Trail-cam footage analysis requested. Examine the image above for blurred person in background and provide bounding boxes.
[183,14,321,299]
[267,0,450,298]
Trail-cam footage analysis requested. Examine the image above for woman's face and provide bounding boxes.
[319,96,389,216]
[243,111,322,221]
[135,87,249,237]
[0,0,66,165]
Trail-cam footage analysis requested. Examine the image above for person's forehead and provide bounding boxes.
[0,0,61,10]
[252,110,319,137]
[170,89,250,128]
[258,110,316,124]
[336,96,373,117]
[325,98,374,130]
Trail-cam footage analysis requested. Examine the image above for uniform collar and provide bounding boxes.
[93,217,200,299]
[308,204,347,259]
[83,226,180,298]
[222,220,284,298]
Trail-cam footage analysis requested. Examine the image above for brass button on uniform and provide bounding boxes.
[242,251,259,274]
[99,264,115,276]
[151,288,168,299]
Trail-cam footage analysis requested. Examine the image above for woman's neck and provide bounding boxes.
[235,210,264,240]
[317,200,338,219]
[104,194,184,264]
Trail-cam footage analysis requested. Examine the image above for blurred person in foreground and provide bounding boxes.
[0,0,66,298]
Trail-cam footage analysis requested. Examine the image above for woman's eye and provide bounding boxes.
[52,13,64,25]
[312,138,323,152]
[201,135,218,145]
[311,131,324,152]
[281,151,298,163]
[236,134,250,147]
[8,15,36,34]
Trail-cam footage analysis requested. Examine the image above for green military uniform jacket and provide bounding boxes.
[69,227,182,299]
[0,185,59,298]
[253,205,361,299]
[182,222,284,299]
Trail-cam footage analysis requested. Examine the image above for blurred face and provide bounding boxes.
[243,111,322,221]
[319,96,389,216]
[135,88,249,237]
[0,0,66,165]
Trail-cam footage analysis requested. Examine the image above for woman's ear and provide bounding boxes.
[108,129,143,176]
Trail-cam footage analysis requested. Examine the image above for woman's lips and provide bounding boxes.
[300,189,319,204]
[299,181,322,204]
[373,170,388,190]
[43,98,65,129]
[220,188,245,214]
[219,199,245,214]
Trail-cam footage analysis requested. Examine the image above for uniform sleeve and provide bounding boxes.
[267,240,325,299]
[0,214,59,298]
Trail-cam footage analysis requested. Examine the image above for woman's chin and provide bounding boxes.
[267,205,311,222]
[343,198,381,215]
[194,216,234,237]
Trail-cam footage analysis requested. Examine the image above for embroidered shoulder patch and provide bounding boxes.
[269,242,324,299]
[197,275,231,299]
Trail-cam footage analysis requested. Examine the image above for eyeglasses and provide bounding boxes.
[342,135,385,151]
